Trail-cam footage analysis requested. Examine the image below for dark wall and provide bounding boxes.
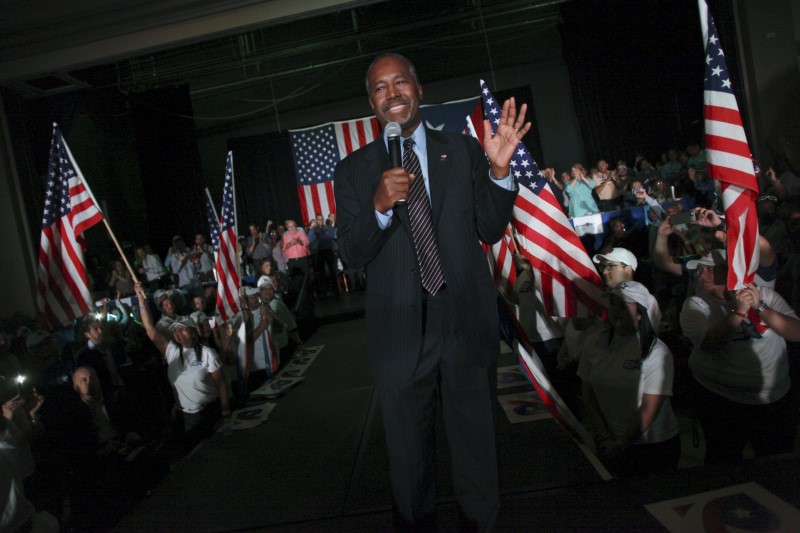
[4,87,146,269]
[227,131,300,231]
[738,0,800,170]
[559,0,716,166]
[6,83,207,275]
[130,85,206,253]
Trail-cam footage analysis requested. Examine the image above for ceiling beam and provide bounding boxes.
[0,0,380,83]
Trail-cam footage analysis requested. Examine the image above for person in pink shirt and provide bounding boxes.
[280,219,311,277]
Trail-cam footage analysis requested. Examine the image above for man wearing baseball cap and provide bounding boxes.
[242,284,277,389]
[593,247,637,289]
[134,283,230,449]
[578,280,677,477]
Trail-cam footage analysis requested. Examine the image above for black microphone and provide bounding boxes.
[385,122,406,208]
[386,121,402,168]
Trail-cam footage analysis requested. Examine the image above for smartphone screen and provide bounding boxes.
[671,212,694,225]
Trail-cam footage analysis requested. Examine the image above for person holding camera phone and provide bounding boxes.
[679,249,800,464]
[654,207,779,287]
[245,223,272,272]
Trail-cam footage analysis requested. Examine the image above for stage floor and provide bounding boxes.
[114,299,800,532]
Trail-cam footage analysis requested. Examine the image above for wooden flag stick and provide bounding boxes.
[506,223,520,254]
[101,218,140,284]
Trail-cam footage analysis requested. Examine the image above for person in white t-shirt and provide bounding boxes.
[240,286,277,392]
[257,276,304,359]
[578,281,679,478]
[679,249,800,464]
[134,283,230,447]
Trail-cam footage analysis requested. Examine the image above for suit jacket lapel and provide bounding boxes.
[365,137,389,188]
[425,129,451,228]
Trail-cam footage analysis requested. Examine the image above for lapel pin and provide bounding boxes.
[440,154,448,161]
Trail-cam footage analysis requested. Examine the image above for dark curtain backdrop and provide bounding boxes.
[558,0,741,167]
[228,131,299,230]
[130,85,206,253]
[5,87,147,280]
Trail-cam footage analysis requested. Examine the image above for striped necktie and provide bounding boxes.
[404,138,445,295]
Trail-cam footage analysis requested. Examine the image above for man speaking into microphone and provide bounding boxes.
[334,53,530,530]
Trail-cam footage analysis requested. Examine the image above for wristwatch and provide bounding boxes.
[755,301,768,314]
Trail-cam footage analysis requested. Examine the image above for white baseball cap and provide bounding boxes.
[686,248,727,270]
[168,316,198,331]
[605,280,662,333]
[592,248,638,271]
[242,286,259,296]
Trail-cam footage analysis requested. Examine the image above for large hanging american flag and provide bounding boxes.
[36,124,104,330]
[698,0,759,290]
[215,152,241,322]
[288,98,480,226]
[478,81,605,316]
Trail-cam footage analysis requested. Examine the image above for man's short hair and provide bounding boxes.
[80,314,102,336]
[365,52,419,93]
[72,365,100,391]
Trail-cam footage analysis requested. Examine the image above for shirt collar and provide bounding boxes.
[382,122,426,153]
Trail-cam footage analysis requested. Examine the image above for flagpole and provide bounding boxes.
[205,188,220,224]
[100,218,140,284]
[205,188,221,283]
[506,223,519,254]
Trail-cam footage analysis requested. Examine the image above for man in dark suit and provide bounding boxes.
[334,53,530,530]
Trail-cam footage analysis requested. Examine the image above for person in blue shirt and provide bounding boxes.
[565,163,599,217]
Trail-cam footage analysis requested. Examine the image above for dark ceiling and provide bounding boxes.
[1,0,567,134]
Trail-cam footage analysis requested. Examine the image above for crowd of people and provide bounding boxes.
[545,145,725,219]
[511,147,800,478]
[0,216,348,531]
[2,140,799,529]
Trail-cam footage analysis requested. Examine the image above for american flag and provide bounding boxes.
[215,152,241,322]
[204,188,221,252]
[516,343,611,478]
[36,124,104,330]
[478,81,605,316]
[289,98,480,226]
[699,0,759,289]
[492,225,517,298]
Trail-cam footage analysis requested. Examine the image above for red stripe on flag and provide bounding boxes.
[355,120,368,150]
[369,117,380,140]
[59,222,90,313]
[297,186,310,229]
[705,134,751,160]
[704,104,744,127]
[706,163,758,193]
[310,185,323,221]
[324,183,336,217]
[340,122,354,155]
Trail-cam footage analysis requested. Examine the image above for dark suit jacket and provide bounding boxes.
[334,127,517,384]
